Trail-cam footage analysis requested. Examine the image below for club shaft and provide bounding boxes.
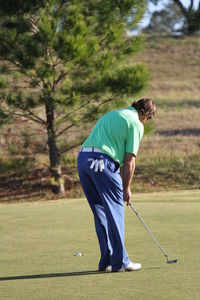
[130,203,168,258]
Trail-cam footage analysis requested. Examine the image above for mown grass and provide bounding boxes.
[0,190,200,300]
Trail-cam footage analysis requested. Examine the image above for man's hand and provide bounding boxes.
[121,153,136,206]
[123,187,131,206]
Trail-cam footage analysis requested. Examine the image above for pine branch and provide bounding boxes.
[49,48,56,68]
[96,97,117,108]
[2,42,42,90]
[4,87,46,124]
[54,70,67,85]
[4,98,46,124]
[10,111,45,125]
[55,58,62,67]
[27,109,46,124]
[59,97,96,123]
[9,58,43,90]
[59,141,82,154]
[56,123,75,138]
[8,58,21,68]
[26,16,39,34]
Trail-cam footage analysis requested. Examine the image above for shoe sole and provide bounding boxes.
[98,267,112,272]
[113,267,141,272]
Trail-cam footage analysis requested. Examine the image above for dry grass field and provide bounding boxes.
[132,35,200,192]
[139,36,200,102]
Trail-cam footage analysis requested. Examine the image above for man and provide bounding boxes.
[77,98,156,272]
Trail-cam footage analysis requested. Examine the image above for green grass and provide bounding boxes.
[0,190,200,300]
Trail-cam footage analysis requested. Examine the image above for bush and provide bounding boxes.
[0,157,36,175]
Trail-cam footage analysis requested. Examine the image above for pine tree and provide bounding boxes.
[0,0,149,194]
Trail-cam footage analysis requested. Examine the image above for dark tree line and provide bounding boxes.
[149,0,200,34]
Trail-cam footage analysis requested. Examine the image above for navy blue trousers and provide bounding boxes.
[77,151,130,271]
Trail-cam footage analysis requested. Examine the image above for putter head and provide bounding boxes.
[167,259,178,264]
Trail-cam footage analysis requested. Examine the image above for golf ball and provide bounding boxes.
[76,252,82,257]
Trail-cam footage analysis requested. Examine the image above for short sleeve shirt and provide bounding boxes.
[82,106,144,166]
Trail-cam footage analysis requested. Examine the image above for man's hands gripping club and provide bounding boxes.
[121,153,136,206]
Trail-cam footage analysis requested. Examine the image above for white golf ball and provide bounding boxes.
[76,252,82,257]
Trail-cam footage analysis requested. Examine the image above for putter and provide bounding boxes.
[130,203,178,264]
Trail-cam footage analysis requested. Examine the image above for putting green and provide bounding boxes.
[0,190,199,300]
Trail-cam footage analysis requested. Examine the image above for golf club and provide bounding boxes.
[130,203,178,264]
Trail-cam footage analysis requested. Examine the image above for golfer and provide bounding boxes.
[77,98,156,272]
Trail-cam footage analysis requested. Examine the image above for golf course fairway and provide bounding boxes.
[0,190,199,300]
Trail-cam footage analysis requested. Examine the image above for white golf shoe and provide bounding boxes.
[98,265,112,272]
[99,262,141,272]
[117,261,142,272]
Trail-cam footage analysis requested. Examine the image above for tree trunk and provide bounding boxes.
[45,100,65,194]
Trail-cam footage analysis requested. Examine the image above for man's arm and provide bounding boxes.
[121,153,136,206]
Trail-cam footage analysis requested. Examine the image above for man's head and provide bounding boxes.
[131,98,157,124]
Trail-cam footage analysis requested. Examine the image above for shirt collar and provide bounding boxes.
[127,106,144,127]
[128,106,139,117]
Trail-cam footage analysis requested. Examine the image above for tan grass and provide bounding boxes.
[135,36,200,101]
[154,108,200,131]
[140,136,200,158]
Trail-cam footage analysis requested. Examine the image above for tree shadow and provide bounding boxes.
[0,270,107,281]
[157,128,200,137]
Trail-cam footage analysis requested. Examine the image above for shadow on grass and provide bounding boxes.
[0,270,108,281]
[0,267,161,281]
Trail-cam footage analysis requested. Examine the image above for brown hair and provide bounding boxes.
[131,98,156,120]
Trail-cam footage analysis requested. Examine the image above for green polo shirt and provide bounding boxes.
[82,106,144,166]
